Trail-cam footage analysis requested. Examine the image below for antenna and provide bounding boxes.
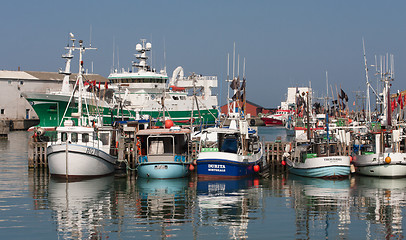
[326,70,328,114]
[163,37,167,73]
[243,57,246,78]
[112,37,115,72]
[232,42,235,79]
[89,25,92,47]
[237,54,240,78]
[227,53,230,114]
[117,46,119,71]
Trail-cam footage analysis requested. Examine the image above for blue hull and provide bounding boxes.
[288,166,350,178]
[137,162,189,179]
[197,159,257,179]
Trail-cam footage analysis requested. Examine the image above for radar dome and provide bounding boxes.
[146,42,152,50]
[136,44,142,51]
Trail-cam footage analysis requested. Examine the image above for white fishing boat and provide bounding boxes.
[47,38,118,178]
[285,141,351,178]
[352,48,406,177]
[284,92,351,178]
[352,130,406,177]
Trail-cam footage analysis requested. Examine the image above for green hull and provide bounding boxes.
[26,96,218,128]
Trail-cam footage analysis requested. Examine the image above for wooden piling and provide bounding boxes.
[28,137,48,168]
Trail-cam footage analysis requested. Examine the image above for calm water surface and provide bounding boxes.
[0,129,405,239]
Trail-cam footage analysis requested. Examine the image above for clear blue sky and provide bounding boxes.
[1,0,405,108]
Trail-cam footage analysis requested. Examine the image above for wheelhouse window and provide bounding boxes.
[100,133,109,145]
[61,132,67,142]
[82,133,89,143]
[71,133,78,143]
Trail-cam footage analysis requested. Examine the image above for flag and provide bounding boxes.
[398,94,404,109]
[230,77,240,90]
[391,99,397,112]
[340,89,348,102]
[353,101,355,106]
[240,78,246,91]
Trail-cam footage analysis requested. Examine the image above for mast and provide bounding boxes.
[74,39,97,126]
[60,33,75,94]
[363,38,371,122]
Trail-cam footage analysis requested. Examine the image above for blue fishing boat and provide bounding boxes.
[196,55,263,179]
[135,127,192,178]
[196,124,263,179]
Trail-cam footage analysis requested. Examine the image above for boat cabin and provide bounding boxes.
[51,123,117,155]
[136,128,191,163]
[200,128,261,155]
[294,142,342,162]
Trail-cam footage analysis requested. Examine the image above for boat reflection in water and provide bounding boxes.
[47,176,115,239]
[287,175,351,239]
[197,177,261,240]
[353,176,406,239]
[134,177,191,238]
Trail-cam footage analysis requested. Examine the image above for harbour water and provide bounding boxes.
[1,129,406,239]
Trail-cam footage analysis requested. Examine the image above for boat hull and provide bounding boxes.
[287,156,351,178]
[137,162,189,179]
[260,117,283,126]
[353,153,406,177]
[47,144,117,178]
[197,152,262,179]
[24,92,218,128]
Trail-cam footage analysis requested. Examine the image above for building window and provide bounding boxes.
[20,80,24,85]
[8,80,11,85]
[1,109,4,114]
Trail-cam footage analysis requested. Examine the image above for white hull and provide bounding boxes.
[287,156,351,178]
[353,153,406,177]
[47,143,117,177]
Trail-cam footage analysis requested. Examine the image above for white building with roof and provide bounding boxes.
[0,70,107,130]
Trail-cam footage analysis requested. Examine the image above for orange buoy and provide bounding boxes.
[281,160,286,166]
[165,119,174,128]
[189,164,195,171]
[385,156,391,164]
[253,165,260,172]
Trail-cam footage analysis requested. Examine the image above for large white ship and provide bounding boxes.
[108,39,218,125]
[23,35,219,128]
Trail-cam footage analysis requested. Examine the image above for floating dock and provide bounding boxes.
[28,137,290,173]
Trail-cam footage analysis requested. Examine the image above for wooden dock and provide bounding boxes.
[28,137,290,173]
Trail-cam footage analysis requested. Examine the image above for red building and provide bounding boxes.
[220,100,275,117]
